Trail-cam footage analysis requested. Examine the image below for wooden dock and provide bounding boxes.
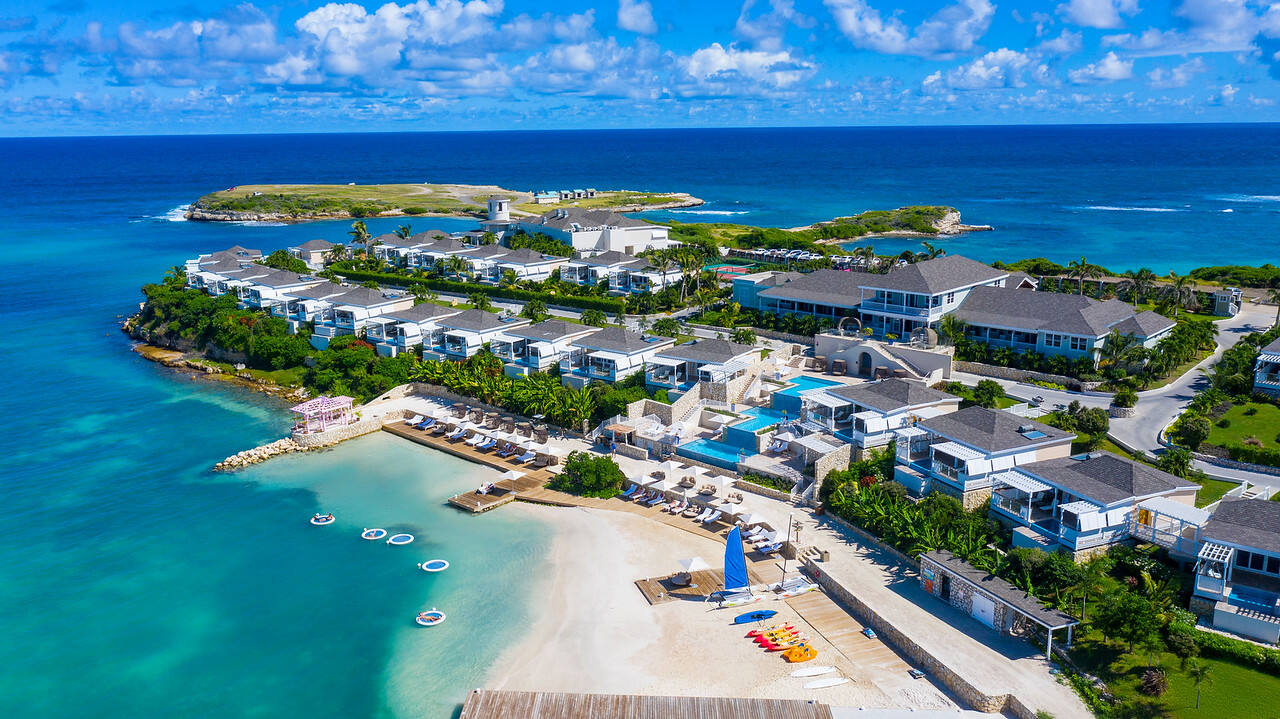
[634,567,769,606]
[459,689,834,719]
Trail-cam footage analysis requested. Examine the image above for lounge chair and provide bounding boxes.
[466,433,487,446]
[701,510,723,525]
[692,507,713,522]
[404,414,424,425]
[446,427,467,440]
[636,489,655,502]
[750,531,779,546]
[757,542,783,554]
[646,494,666,506]
[620,485,640,498]
[743,526,766,538]
[415,417,436,429]
[497,443,516,457]
[515,451,537,463]
[476,438,497,451]
[667,500,687,514]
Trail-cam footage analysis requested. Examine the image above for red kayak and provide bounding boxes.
[746,624,794,638]
[755,629,799,645]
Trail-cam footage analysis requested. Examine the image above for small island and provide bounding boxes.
[185,182,703,222]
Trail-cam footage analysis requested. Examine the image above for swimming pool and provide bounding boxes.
[771,376,843,413]
[676,438,746,470]
[1228,587,1280,615]
[731,407,788,432]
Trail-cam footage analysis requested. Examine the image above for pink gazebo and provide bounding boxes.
[291,396,354,434]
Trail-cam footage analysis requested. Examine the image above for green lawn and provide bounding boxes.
[1068,631,1280,719]
[1193,478,1237,508]
[1207,402,1280,450]
[1135,302,1222,324]
[514,191,692,214]
[199,360,307,387]
[195,183,487,216]
[944,382,1020,409]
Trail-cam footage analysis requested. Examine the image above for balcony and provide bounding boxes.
[859,300,931,317]
[1257,373,1280,388]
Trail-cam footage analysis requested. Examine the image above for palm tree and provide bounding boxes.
[325,243,347,265]
[444,255,470,278]
[347,220,372,258]
[394,223,413,240]
[1163,272,1195,317]
[1126,267,1157,307]
[1072,561,1108,621]
[1268,287,1280,327]
[1099,329,1142,370]
[936,315,966,345]
[918,241,945,260]
[1067,256,1102,295]
[1185,659,1213,709]
[468,292,492,311]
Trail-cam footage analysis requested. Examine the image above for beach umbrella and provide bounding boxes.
[678,556,711,573]
[735,512,769,527]
[500,470,525,481]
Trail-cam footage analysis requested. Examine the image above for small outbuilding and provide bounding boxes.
[919,550,1079,658]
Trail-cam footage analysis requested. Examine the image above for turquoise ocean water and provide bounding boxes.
[3,125,1280,718]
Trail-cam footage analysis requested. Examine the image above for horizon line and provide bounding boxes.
[3,119,1279,141]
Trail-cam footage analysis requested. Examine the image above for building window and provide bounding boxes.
[1268,556,1280,575]
[946,292,955,304]
[1237,550,1252,567]
[1070,337,1089,352]
[1044,334,1062,348]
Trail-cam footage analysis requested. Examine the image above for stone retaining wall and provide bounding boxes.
[953,361,1098,392]
[293,414,387,448]
[733,478,793,502]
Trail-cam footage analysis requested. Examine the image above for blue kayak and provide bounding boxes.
[733,609,777,625]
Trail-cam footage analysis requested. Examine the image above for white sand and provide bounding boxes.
[486,504,958,710]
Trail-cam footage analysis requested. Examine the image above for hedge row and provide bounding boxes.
[1225,444,1280,468]
[1174,623,1280,677]
[331,266,627,314]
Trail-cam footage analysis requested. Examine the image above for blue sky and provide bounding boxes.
[2,0,1279,135]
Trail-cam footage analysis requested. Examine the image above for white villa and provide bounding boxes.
[287,239,341,270]
[490,320,601,376]
[560,326,675,388]
[1254,337,1280,398]
[240,269,324,310]
[364,303,464,358]
[560,251,682,295]
[425,309,531,361]
[645,338,759,392]
[408,236,473,269]
[270,281,350,331]
[733,254,1175,362]
[308,287,414,350]
[1193,499,1280,643]
[484,207,677,255]
[993,452,1198,559]
[487,248,567,282]
[893,406,1076,510]
[800,378,960,451]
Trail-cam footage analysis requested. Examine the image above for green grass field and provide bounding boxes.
[1208,402,1280,450]
[514,191,691,214]
[195,183,488,217]
[1069,630,1280,719]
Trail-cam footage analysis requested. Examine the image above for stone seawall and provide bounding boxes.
[953,361,1098,393]
[215,411,404,470]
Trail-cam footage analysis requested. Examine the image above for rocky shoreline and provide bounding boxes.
[184,206,486,223]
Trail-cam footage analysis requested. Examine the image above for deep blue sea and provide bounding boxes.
[2,124,1278,718]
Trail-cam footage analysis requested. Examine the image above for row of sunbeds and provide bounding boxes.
[403,413,539,463]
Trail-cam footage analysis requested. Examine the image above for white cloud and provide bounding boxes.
[735,0,811,52]
[1056,0,1139,30]
[1146,57,1207,87]
[1209,82,1238,103]
[679,42,815,93]
[923,48,1034,90]
[1250,93,1277,105]
[823,0,994,58]
[1068,51,1133,83]
[617,0,657,35]
[1104,0,1280,57]
[1037,29,1082,56]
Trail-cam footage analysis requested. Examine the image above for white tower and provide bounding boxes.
[487,195,510,221]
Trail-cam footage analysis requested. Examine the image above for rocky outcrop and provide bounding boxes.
[933,209,993,235]
[214,438,304,471]
[184,206,486,223]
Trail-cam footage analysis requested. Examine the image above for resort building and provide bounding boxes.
[488,248,567,283]
[1254,337,1280,398]
[560,326,675,387]
[1193,498,1280,643]
[184,246,263,294]
[490,320,601,376]
[993,452,1199,559]
[424,309,531,361]
[919,550,1079,658]
[239,268,325,310]
[371,232,455,267]
[308,287,415,350]
[287,239,341,269]
[484,208,677,255]
[1212,287,1243,317]
[645,338,760,392]
[733,254,1175,362]
[364,303,465,358]
[454,245,514,278]
[893,406,1074,510]
[560,251,682,294]
[406,235,472,269]
[270,281,350,331]
[799,378,960,452]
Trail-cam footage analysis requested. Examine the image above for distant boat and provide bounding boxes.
[790,665,835,678]
[803,677,849,690]
[733,609,776,625]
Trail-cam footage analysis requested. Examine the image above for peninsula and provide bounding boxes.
[184,183,703,222]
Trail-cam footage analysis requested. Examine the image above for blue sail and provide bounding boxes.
[723,526,749,592]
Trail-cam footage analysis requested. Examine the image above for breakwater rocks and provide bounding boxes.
[214,438,304,471]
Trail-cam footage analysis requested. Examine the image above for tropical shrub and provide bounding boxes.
[332,264,626,314]
[971,380,1005,408]
[506,231,574,257]
[259,249,310,274]
[549,452,626,498]
[1112,386,1138,408]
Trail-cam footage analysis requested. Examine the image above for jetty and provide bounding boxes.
[459,689,833,719]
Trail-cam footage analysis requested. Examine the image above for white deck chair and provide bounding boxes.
[403,414,424,425]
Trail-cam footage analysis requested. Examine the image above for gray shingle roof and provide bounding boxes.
[656,338,758,364]
[293,239,338,251]
[218,245,262,259]
[1203,499,1280,555]
[1262,337,1280,354]
[826,378,957,413]
[1005,271,1039,289]
[1112,310,1176,338]
[918,406,1073,453]
[409,230,451,242]
[288,281,349,300]
[498,248,561,265]
[417,237,469,254]
[249,268,315,288]
[859,255,1007,295]
[440,309,529,332]
[531,208,656,230]
[504,320,597,342]
[953,286,1172,337]
[575,250,639,267]
[382,303,463,323]
[756,269,864,309]
[570,326,673,354]
[921,551,1078,629]
[329,286,404,308]
[1021,453,1197,506]
[457,245,511,260]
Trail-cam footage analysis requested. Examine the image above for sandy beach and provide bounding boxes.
[486,503,959,711]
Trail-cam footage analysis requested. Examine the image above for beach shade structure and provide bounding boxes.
[735,512,770,527]
[290,396,354,435]
[500,470,525,482]
[678,556,711,573]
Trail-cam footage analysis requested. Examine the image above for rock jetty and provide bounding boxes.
[214,438,303,471]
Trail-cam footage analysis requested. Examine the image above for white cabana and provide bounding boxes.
[500,470,526,481]
[678,556,711,573]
